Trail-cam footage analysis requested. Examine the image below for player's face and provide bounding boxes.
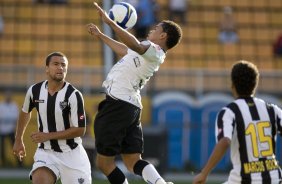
[147,23,166,42]
[46,56,68,82]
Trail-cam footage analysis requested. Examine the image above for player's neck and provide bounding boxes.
[159,43,168,53]
[47,80,65,94]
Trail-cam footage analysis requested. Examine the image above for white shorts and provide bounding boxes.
[30,144,92,184]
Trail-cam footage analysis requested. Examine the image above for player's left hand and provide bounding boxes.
[86,23,102,36]
[13,140,26,162]
[31,132,48,143]
[93,2,113,25]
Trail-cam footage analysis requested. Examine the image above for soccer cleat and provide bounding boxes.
[166,182,174,184]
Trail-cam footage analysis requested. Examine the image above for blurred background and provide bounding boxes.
[0,0,282,183]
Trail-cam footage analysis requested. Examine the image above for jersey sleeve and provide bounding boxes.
[141,40,164,63]
[215,107,235,142]
[22,86,34,113]
[273,104,282,136]
[69,90,86,128]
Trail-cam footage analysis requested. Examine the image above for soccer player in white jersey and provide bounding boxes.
[193,61,282,184]
[87,2,182,184]
[13,52,92,184]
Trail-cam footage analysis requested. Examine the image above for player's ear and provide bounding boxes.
[160,32,167,40]
[45,65,49,73]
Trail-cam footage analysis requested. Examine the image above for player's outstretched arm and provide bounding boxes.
[93,2,149,55]
[13,111,31,161]
[192,137,230,184]
[87,23,128,56]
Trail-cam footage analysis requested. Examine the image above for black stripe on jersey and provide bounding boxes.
[259,157,271,184]
[228,102,251,184]
[246,99,272,183]
[266,104,282,181]
[277,116,282,136]
[279,169,282,182]
[47,92,62,152]
[75,91,85,127]
[216,109,225,141]
[245,98,260,121]
[266,104,276,153]
[63,84,78,150]
[32,82,45,149]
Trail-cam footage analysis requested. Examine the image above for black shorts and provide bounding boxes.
[94,95,143,156]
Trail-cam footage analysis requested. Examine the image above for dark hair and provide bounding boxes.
[231,60,259,97]
[45,52,66,66]
[161,20,182,49]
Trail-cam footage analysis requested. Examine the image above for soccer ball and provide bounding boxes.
[108,2,137,30]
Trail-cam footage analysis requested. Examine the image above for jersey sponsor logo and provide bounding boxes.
[156,45,161,51]
[78,178,85,184]
[218,128,223,134]
[243,159,279,174]
[133,57,141,67]
[59,101,68,110]
[34,99,44,103]
[247,102,255,107]
[79,115,84,120]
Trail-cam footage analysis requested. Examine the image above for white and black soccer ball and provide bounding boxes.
[108,2,137,30]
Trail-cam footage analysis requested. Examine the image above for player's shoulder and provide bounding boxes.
[65,82,83,97]
[28,80,47,92]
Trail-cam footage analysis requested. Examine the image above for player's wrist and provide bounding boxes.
[15,135,23,142]
[200,169,210,177]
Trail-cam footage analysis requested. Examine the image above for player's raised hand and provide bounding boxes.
[93,2,113,25]
[86,23,102,37]
[13,139,26,162]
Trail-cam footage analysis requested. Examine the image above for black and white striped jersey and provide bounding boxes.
[22,80,86,152]
[216,97,282,184]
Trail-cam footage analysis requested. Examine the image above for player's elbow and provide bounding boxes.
[220,137,231,148]
[75,127,86,137]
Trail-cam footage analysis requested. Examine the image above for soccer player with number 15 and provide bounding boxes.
[193,61,282,184]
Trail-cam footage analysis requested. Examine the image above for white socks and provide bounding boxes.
[142,164,166,184]
[123,178,129,184]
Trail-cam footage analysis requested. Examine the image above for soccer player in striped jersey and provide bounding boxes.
[86,2,182,184]
[13,52,92,184]
[193,61,282,184]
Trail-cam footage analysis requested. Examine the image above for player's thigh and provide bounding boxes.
[32,167,56,184]
[60,165,92,184]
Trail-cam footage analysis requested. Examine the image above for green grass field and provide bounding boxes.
[0,179,219,184]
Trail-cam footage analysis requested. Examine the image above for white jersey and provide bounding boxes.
[22,80,86,152]
[216,97,282,183]
[102,40,166,108]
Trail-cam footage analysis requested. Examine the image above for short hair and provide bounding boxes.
[231,60,259,97]
[161,20,182,49]
[45,52,67,66]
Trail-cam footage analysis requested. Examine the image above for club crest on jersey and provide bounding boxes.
[78,178,84,184]
[59,101,68,110]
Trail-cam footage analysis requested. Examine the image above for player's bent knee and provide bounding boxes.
[32,167,56,184]
[96,160,116,175]
[122,154,142,172]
